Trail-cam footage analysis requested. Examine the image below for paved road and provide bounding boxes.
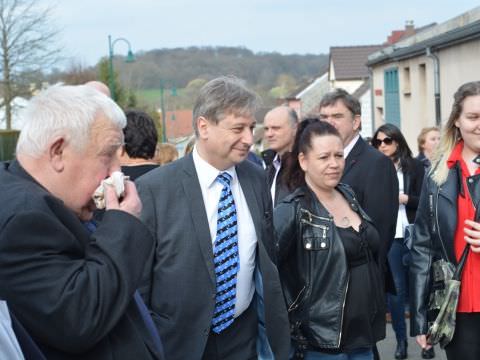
[377,321,447,360]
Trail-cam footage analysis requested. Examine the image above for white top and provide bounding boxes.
[344,134,361,158]
[0,301,24,360]
[193,147,256,318]
[270,154,282,202]
[395,168,410,238]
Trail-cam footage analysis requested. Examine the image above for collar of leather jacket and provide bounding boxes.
[282,183,373,223]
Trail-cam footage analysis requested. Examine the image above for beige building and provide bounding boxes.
[329,45,383,137]
[329,46,382,93]
[367,7,480,153]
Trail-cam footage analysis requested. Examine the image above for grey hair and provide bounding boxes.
[16,84,126,157]
[192,76,260,136]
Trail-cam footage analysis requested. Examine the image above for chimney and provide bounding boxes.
[405,20,415,36]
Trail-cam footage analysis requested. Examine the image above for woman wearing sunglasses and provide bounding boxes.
[274,119,386,359]
[372,124,426,359]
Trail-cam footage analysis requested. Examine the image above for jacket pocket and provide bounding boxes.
[301,220,329,250]
[299,208,330,251]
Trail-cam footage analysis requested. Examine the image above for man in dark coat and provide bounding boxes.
[0,84,164,360]
[263,105,298,206]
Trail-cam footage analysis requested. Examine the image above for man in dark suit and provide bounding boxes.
[137,76,290,360]
[319,89,398,360]
[0,85,164,359]
[263,105,298,206]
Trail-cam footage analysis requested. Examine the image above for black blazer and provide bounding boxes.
[137,154,290,360]
[0,161,162,360]
[342,138,399,257]
[341,138,399,294]
[403,158,425,224]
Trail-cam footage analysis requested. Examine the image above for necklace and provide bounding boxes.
[340,216,350,227]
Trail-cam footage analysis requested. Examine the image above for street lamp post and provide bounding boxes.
[159,83,177,143]
[160,82,166,143]
[108,35,135,101]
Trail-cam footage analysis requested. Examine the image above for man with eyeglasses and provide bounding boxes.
[319,88,399,360]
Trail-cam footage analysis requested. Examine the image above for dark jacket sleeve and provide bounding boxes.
[406,158,426,212]
[136,181,158,305]
[273,201,298,263]
[363,153,399,258]
[0,209,153,353]
[410,176,434,336]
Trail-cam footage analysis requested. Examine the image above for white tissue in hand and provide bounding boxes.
[92,171,128,209]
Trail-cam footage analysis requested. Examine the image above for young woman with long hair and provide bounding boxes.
[411,81,480,360]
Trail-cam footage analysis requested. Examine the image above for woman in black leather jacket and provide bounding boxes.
[274,119,385,360]
[411,81,480,360]
[372,124,425,359]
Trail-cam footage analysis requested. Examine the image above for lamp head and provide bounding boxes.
[125,50,135,63]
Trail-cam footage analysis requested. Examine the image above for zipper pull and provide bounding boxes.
[429,193,436,234]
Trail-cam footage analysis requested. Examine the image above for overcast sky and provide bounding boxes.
[46,1,480,67]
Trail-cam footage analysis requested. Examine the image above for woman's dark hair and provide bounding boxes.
[282,118,341,190]
[372,123,413,172]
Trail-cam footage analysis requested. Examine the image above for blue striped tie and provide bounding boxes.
[211,172,239,333]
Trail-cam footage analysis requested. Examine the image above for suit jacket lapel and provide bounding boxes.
[181,155,216,286]
[343,137,364,177]
[236,163,262,241]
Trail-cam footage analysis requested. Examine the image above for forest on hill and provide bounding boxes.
[51,46,328,109]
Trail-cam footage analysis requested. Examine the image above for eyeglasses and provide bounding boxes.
[372,137,394,148]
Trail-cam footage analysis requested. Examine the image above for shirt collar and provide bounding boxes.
[273,154,281,169]
[344,134,360,158]
[192,146,236,189]
[447,141,464,169]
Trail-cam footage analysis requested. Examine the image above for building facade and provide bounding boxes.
[368,7,480,152]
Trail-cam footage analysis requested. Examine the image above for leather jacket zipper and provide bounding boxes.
[288,285,307,312]
[429,193,436,234]
[337,276,349,347]
[300,208,331,240]
[435,187,449,260]
[300,219,328,238]
[300,208,331,223]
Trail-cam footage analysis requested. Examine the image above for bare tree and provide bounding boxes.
[60,59,96,85]
[0,0,60,129]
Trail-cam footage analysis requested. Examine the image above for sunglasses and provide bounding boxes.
[372,137,394,148]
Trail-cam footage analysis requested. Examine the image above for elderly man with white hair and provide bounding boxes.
[0,84,164,359]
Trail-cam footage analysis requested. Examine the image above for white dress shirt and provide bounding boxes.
[395,168,410,238]
[0,301,24,360]
[270,154,282,202]
[193,147,256,318]
[344,134,361,158]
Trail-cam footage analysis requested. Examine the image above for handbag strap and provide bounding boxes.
[453,244,470,281]
[452,195,480,280]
